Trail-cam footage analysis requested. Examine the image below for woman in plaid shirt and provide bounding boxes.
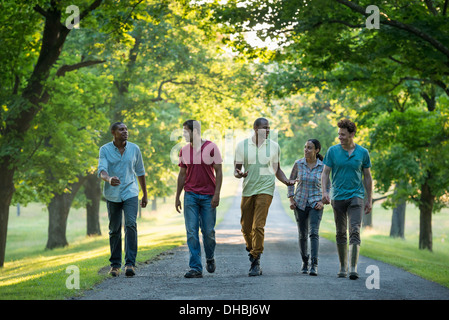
[288,139,328,276]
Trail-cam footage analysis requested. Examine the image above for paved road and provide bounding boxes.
[80,184,449,301]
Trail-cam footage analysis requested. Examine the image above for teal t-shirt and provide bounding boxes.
[323,144,371,200]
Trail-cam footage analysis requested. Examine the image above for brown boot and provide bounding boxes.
[109,267,120,277]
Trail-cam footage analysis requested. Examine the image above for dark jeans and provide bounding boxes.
[107,196,139,268]
[331,197,364,245]
[293,206,323,260]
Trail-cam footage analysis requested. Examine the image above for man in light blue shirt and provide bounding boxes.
[98,122,147,277]
[322,119,372,280]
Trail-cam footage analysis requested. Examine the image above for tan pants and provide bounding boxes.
[240,194,273,258]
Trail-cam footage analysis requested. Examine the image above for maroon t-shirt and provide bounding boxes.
[178,140,223,195]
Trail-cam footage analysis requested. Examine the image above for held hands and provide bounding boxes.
[284,178,298,186]
[235,168,249,178]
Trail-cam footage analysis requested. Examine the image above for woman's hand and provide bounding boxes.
[289,197,296,210]
[314,201,324,210]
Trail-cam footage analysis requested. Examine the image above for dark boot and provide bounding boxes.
[301,254,309,274]
[309,257,318,276]
[336,243,348,278]
[348,244,360,280]
[248,254,262,277]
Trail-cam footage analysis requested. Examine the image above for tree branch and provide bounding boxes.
[151,78,196,102]
[334,0,449,59]
[444,0,448,15]
[313,19,364,29]
[55,60,106,77]
[79,0,103,22]
[33,5,49,18]
[373,195,388,203]
[424,0,438,15]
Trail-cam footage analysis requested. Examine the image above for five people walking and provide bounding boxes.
[97,118,372,280]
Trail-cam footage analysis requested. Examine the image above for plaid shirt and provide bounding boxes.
[287,158,328,210]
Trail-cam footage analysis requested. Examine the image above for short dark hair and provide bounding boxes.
[110,121,125,131]
[183,120,201,133]
[337,119,357,134]
[253,117,269,128]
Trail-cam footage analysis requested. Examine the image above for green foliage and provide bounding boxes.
[1,0,266,207]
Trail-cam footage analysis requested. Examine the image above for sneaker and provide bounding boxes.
[109,267,120,277]
[184,269,203,278]
[206,259,216,273]
[125,265,136,277]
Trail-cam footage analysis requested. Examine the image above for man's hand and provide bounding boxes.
[364,200,372,214]
[235,168,249,178]
[109,176,121,186]
[140,196,148,208]
[175,198,182,213]
[211,194,220,208]
[322,192,330,205]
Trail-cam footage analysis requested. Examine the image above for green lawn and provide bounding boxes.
[0,175,238,300]
[276,182,449,289]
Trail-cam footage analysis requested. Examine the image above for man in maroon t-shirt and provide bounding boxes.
[175,120,223,278]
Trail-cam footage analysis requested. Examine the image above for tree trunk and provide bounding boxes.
[390,182,406,238]
[152,197,157,211]
[0,2,104,266]
[46,192,71,249]
[84,173,102,236]
[418,175,434,251]
[46,177,86,249]
[0,162,15,267]
[390,201,406,238]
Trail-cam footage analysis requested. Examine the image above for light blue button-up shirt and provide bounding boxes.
[97,141,145,202]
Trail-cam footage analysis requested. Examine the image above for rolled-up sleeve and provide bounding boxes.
[135,147,145,176]
[97,146,108,178]
[287,162,298,198]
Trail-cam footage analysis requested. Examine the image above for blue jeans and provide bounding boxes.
[294,206,323,260]
[107,196,139,268]
[184,191,217,273]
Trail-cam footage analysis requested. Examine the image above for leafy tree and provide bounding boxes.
[211,0,449,250]
[0,0,144,266]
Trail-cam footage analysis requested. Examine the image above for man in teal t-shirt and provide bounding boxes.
[322,119,372,280]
